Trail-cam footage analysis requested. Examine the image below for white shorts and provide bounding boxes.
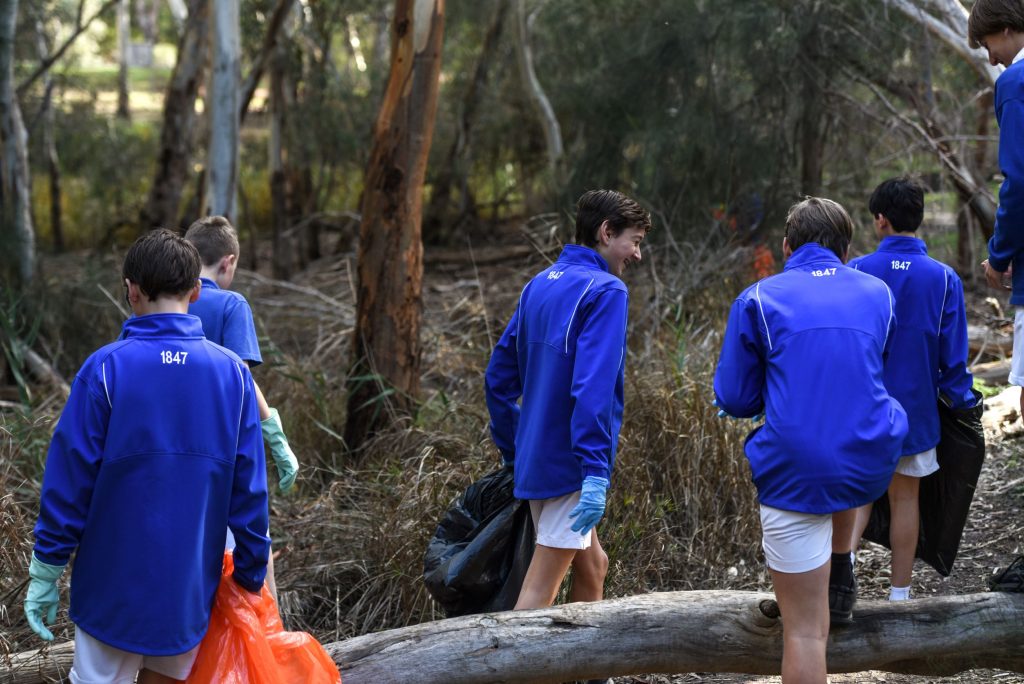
[1011,308,1024,386]
[529,491,593,550]
[70,627,199,683]
[759,505,832,574]
[895,447,939,478]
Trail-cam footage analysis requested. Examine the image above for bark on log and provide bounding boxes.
[327,591,1024,683]
[968,323,1013,356]
[4,592,1024,684]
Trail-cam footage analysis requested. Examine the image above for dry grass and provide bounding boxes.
[0,226,772,654]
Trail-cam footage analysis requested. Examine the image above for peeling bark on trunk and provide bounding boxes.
[0,0,35,286]
[207,0,241,220]
[344,0,445,452]
[139,0,210,231]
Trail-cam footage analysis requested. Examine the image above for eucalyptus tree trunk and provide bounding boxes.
[269,43,291,280]
[425,0,508,241]
[116,0,131,119]
[344,0,446,452]
[207,0,240,220]
[166,0,187,31]
[35,19,62,251]
[135,0,159,66]
[513,0,563,193]
[0,0,34,286]
[139,0,210,231]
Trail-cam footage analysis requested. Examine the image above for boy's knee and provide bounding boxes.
[576,546,609,581]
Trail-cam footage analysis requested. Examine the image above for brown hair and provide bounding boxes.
[184,215,240,266]
[784,197,853,260]
[122,229,201,301]
[574,189,652,248]
[968,0,1024,48]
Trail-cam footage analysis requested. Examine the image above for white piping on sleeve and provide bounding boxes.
[754,282,773,351]
[515,288,525,355]
[234,362,246,451]
[101,362,112,409]
[885,287,896,346]
[565,278,595,354]
[938,269,949,338]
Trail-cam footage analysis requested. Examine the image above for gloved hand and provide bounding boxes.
[24,554,65,641]
[262,408,299,492]
[568,475,610,535]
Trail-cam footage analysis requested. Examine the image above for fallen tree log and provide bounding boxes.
[4,591,1023,684]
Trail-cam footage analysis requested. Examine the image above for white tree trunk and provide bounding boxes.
[513,0,563,185]
[166,0,188,31]
[883,0,1001,83]
[207,0,240,219]
[0,0,35,285]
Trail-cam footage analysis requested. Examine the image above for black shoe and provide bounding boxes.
[989,555,1024,592]
[829,572,857,625]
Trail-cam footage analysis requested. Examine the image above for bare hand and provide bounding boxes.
[982,259,1012,290]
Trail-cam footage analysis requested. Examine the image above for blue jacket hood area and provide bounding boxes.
[850,236,975,455]
[33,313,270,656]
[485,245,628,500]
[713,243,908,514]
[988,59,1024,305]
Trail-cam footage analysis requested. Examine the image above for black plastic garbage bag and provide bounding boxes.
[423,467,534,616]
[862,390,985,577]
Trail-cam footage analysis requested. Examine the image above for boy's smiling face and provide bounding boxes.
[979,28,1024,67]
[595,222,646,277]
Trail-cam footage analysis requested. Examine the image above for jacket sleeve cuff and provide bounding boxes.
[988,254,1011,272]
[231,569,264,594]
[583,465,611,481]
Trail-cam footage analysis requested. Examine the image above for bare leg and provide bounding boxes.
[1019,388,1024,426]
[568,531,608,603]
[514,544,577,610]
[138,670,182,684]
[265,549,278,602]
[770,561,830,684]
[887,473,920,589]
[832,505,869,555]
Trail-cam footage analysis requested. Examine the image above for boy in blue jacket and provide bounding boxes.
[485,190,650,615]
[25,229,270,684]
[714,198,907,683]
[849,177,976,601]
[971,0,1024,419]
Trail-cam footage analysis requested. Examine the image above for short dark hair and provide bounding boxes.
[122,229,201,301]
[574,189,652,248]
[869,177,925,233]
[184,215,240,266]
[784,197,854,260]
[968,0,1024,48]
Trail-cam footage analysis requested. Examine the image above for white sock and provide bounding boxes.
[889,586,911,601]
[850,551,856,567]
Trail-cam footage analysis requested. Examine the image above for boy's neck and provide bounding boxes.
[133,296,192,316]
[199,265,222,283]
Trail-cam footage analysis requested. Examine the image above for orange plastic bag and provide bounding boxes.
[187,553,341,684]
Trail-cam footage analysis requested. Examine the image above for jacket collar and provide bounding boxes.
[878,235,927,255]
[121,313,205,339]
[783,243,844,272]
[199,277,221,291]
[557,244,610,272]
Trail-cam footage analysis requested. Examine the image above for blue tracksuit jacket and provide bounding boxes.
[485,245,628,500]
[190,277,263,365]
[714,243,908,514]
[33,314,270,655]
[850,236,975,455]
[988,59,1024,305]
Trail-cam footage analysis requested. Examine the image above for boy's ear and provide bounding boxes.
[219,253,236,273]
[781,236,792,259]
[188,279,201,304]
[597,220,612,246]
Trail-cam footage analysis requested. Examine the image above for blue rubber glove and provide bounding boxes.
[568,476,610,534]
[25,554,65,642]
[262,408,299,492]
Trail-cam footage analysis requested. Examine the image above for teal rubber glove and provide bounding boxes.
[24,554,65,642]
[568,475,610,535]
[262,408,299,492]
[712,398,762,422]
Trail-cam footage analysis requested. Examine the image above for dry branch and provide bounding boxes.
[5,591,1023,684]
